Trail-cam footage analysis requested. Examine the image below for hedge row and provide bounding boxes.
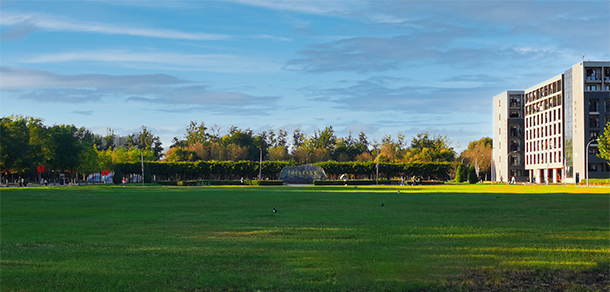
[117,161,294,181]
[312,180,446,186]
[314,180,400,186]
[577,178,610,186]
[116,161,451,181]
[315,161,451,180]
[157,180,285,186]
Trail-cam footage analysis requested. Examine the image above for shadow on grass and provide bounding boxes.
[446,262,610,291]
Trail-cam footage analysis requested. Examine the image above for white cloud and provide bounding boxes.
[0,12,230,40]
[227,0,363,15]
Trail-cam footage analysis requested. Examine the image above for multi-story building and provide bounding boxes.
[493,61,610,184]
[524,74,564,183]
[492,91,526,183]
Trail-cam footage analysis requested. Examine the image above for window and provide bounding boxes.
[586,68,601,81]
[589,115,600,128]
[510,111,520,118]
[510,96,521,108]
[510,125,522,137]
[588,147,599,156]
[510,140,521,152]
[586,85,598,91]
[589,131,599,141]
[605,68,610,81]
[606,115,610,125]
[605,101,610,112]
[589,100,598,112]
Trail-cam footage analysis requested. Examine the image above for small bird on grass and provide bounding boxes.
[273,208,277,213]
[381,203,384,207]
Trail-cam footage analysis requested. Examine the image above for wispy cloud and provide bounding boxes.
[301,76,498,114]
[71,110,94,116]
[0,18,38,40]
[22,49,282,74]
[2,67,282,115]
[126,85,280,106]
[0,67,187,90]
[0,12,230,40]
[227,0,364,15]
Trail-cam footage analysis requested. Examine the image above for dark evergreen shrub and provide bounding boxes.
[468,165,477,184]
[112,167,123,185]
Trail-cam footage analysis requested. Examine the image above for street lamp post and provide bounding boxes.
[141,149,144,186]
[546,141,553,186]
[375,151,380,185]
[586,139,600,187]
[259,147,262,181]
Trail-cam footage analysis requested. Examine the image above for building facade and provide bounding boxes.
[493,61,610,183]
[492,91,526,183]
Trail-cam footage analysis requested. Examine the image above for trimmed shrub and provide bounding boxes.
[158,181,178,186]
[112,168,123,185]
[252,180,284,186]
[577,178,610,186]
[455,163,463,182]
[200,180,242,186]
[467,165,477,184]
[177,180,198,186]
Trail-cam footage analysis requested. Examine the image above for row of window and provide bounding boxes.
[526,122,562,140]
[525,95,562,115]
[588,100,610,112]
[526,151,562,165]
[585,68,610,81]
[526,137,562,153]
[588,115,610,128]
[525,80,562,103]
[525,108,562,127]
[585,84,610,91]
[588,163,610,172]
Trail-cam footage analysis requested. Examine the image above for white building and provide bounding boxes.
[493,61,610,183]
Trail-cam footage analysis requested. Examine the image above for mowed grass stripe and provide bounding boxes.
[1,185,608,291]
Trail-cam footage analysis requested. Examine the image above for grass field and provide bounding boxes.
[2,184,609,291]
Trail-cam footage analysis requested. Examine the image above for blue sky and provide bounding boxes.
[1,0,609,152]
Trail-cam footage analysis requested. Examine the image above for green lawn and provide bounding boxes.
[1,184,609,291]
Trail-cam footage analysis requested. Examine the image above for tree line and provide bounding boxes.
[1,116,497,182]
[167,121,458,164]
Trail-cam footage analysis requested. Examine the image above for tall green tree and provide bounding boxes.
[0,116,33,174]
[127,126,164,159]
[185,121,209,145]
[49,124,82,172]
[76,145,100,180]
[405,132,456,162]
[598,122,610,165]
[460,137,493,179]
